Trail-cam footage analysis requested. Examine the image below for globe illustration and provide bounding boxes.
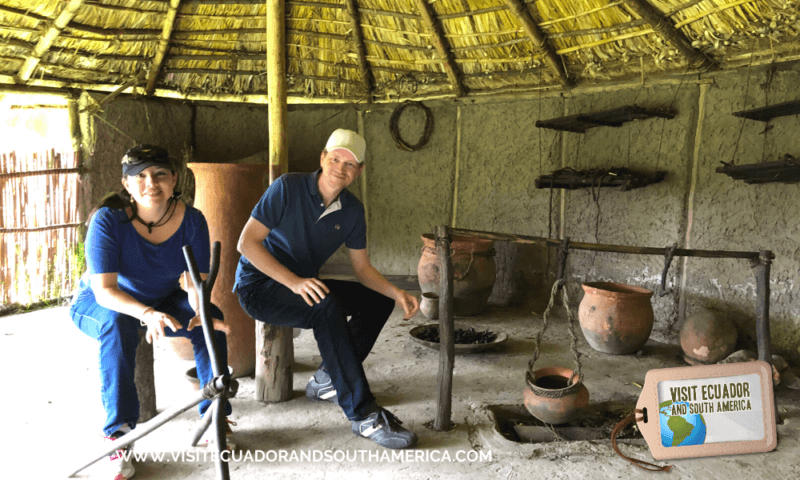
[659,400,707,447]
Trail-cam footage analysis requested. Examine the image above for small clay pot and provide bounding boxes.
[419,292,439,320]
[523,366,589,425]
[680,308,738,365]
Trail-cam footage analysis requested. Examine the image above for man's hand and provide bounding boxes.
[140,307,182,343]
[187,316,231,334]
[396,290,420,320]
[291,277,330,306]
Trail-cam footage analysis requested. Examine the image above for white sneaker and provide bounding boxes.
[104,433,135,480]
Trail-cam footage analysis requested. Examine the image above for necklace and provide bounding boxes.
[134,197,177,234]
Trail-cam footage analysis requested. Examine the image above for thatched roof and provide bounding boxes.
[1,0,798,104]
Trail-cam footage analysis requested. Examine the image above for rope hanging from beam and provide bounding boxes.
[389,100,433,151]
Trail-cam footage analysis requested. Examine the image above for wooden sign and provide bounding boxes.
[635,361,777,460]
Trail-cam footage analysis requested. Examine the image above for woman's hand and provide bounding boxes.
[395,290,420,320]
[140,307,182,343]
[290,277,330,306]
[187,316,231,334]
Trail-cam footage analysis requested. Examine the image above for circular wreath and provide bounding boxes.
[389,100,434,151]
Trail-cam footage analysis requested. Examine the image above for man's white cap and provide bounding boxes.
[325,128,366,164]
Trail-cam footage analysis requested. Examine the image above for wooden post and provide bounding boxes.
[754,250,779,418]
[135,330,157,422]
[256,0,293,403]
[434,225,454,431]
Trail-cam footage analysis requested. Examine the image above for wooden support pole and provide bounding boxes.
[504,0,572,87]
[754,250,779,418]
[623,0,716,71]
[146,0,181,95]
[411,0,465,97]
[434,225,454,431]
[255,0,294,404]
[135,330,157,422]
[17,0,85,82]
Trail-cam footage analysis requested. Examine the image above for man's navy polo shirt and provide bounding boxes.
[234,169,366,291]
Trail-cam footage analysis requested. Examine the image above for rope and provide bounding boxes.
[526,279,584,398]
[611,410,672,472]
[389,100,434,151]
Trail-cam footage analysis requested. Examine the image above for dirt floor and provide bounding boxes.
[3,289,800,480]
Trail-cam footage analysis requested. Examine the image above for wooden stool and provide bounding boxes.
[134,330,157,422]
[255,323,294,402]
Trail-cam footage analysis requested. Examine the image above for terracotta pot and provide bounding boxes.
[417,234,496,316]
[578,282,654,355]
[177,162,269,379]
[680,308,738,365]
[523,366,589,424]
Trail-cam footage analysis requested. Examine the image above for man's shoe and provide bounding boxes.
[351,408,417,449]
[306,371,338,404]
[105,432,135,480]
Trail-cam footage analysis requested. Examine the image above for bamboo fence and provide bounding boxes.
[0,148,82,307]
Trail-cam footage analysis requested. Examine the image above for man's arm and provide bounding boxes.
[348,248,420,319]
[237,216,329,306]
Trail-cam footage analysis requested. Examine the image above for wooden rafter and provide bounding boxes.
[146,0,181,95]
[344,0,373,99]
[504,0,572,87]
[16,0,85,82]
[623,0,716,71]
[411,0,464,97]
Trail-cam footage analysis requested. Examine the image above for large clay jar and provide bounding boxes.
[182,162,269,378]
[523,366,589,424]
[578,282,654,355]
[417,234,496,316]
[679,308,738,365]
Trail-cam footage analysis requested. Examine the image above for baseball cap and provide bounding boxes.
[121,144,174,176]
[325,129,366,164]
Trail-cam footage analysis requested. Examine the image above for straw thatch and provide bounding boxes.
[0,0,799,103]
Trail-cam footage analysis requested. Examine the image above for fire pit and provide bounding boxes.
[409,323,508,354]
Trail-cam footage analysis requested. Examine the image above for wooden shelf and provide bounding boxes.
[732,100,800,122]
[716,155,800,184]
[535,105,675,133]
[535,168,667,191]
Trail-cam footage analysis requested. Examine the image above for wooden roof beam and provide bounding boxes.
[411,0,464,97]
[623,0,716,71]
[504,0,572,87]
[146,0,181,95]
[344,0,373,100]
[17,0,85,82]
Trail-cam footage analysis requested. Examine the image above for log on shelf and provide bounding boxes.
[535,168,666,191]
[716,155,800,184]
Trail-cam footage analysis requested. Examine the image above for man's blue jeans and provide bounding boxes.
[70,288,231,436]
[236,278,394,421]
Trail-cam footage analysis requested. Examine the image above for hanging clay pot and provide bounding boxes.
[578,282,654,355]
[523,366,589,424]
[679,308,738,365]
[417,234,496,316]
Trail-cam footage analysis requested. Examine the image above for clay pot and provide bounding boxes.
[178,162,269,378]
[419,292,439,320]
[523,366,589,424]
[417,234,496,316]
[680,308,738,365]
[578,282,654,355]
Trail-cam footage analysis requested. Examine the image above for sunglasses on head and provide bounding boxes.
[122,145,170,166]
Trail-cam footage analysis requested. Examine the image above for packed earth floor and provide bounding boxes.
[3,285,800,480]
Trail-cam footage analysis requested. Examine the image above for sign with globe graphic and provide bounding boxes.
[659,400,707,447]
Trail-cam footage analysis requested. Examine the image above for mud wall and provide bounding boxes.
[81,61,800,362]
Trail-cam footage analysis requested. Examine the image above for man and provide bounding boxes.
[235,128,420,449]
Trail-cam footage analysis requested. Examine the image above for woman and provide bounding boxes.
[70,144,232,480]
